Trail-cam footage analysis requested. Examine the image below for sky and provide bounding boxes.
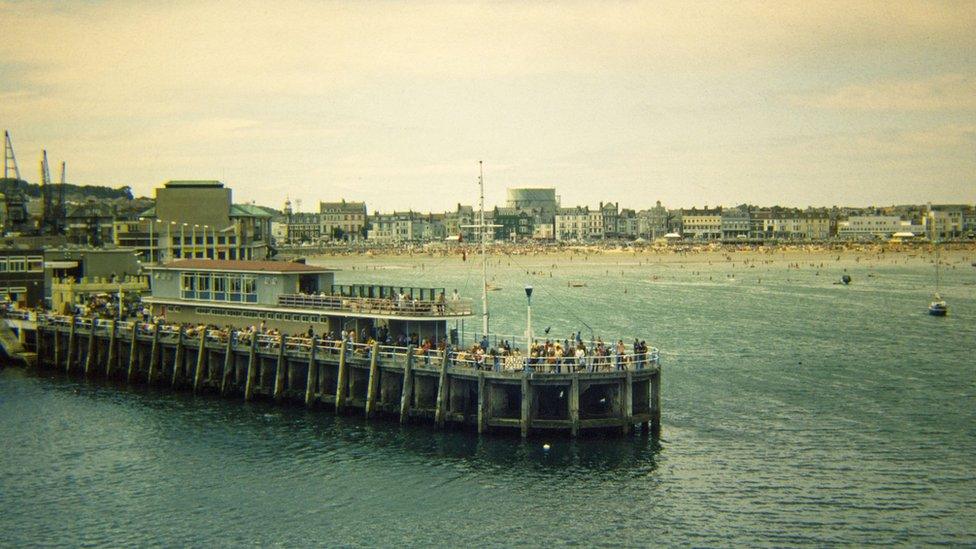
[1,1,974,212]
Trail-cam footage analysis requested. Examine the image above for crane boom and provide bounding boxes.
[3,130,20,180]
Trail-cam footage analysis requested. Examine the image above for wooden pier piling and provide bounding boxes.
[569,374,581,437]
[65,317,76,374]
[435,347,449,427]
[126,325,138,383]
[105,320,117,378]
[53,325,61,372]
[13,318,663,439]
[171,327,185,388]
[193,330,207,392]
[334,340,348,412]
[364,342,380,418]
[399,345,415,424]
[622,371,633,435]
[220,335,234,395]
[273,335,286,402]
[304,336,317,406]
[244,334,258,401]
[650,371,661,437]
[520,370,532,438]
[146,323,161,385]
[477,371,487,434]
[83,320,96,377]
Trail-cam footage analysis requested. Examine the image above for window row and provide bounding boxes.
[195,306,327,324]
[0,256,44,273]
[181,272,258,303]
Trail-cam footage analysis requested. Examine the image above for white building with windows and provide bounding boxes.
[838,215,924,239]
[554,207,591,241]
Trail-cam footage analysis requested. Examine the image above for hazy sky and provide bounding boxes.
[1,1,974,212]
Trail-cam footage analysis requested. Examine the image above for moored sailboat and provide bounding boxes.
[928,246,948,316]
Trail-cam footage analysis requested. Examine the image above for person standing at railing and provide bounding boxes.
[575,343,586,372]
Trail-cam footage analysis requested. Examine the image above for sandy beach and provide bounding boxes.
[292,242,976,270]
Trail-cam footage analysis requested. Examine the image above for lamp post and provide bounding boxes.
[524,285,533,346]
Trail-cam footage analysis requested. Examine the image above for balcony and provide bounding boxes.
[277,293,474,318]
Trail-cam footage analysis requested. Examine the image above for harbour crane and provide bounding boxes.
[3,130,20,180]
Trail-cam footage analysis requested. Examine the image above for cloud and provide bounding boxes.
[793,74,976,111]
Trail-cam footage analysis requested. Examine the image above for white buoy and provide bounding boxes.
[543,443,551,451]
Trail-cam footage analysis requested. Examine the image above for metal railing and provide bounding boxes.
[277,293,473,317]
[447,347,660,374]
[14,312,661,375]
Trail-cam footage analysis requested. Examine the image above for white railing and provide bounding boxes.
[447,347,660,374]
[25,313,660,375]
[277,293,473,317]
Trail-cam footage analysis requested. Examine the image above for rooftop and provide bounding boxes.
[152,259,335,273]
[163,180,224,188]
[230,203,273,218]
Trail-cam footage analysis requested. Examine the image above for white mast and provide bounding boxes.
[479,161,489,338]
[461,161,500,342]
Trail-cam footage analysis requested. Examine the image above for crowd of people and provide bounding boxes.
[452,334,655,373]
[123,317,654,373]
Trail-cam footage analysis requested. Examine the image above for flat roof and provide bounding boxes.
[149,259,335,274]
[163,180,224,188]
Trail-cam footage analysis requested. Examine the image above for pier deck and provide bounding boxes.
[3,313,661,438]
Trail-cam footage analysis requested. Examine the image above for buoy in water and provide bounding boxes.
[543,444,551,451]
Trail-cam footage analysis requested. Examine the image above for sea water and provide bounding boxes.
[2,251,974,545]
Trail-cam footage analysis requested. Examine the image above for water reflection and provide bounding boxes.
[20,368,661,478]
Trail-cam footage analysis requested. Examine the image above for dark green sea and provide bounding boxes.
[2,250,974,546]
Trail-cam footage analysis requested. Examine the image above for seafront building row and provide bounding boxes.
[3,178,975,270]
[276,200,974,245]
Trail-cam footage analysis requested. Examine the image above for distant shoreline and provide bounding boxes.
[281,241,976,264]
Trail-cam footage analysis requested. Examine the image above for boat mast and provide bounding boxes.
[479,160,489,338]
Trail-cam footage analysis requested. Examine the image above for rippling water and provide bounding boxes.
[2,251,975,546]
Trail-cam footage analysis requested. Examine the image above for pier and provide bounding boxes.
[3,312,662,437]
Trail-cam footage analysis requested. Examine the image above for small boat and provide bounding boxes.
[568,281,586,288]
[929,246,948,316]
